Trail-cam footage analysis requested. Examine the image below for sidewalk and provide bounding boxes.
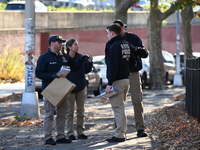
[0,85,185,150]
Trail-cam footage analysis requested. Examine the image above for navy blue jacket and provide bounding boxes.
[35,49,81,90]
[123,32,149,72]
[106,35,136,85]
[66,53,92,93]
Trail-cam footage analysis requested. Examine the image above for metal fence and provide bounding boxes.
[186,57,200,123]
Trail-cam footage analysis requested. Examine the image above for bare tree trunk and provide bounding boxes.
[181,6,194,82]
[148,0,178,89]
[114,0,133,24]
[148,1,165,89]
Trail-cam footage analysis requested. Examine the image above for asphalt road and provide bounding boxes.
[0,82,25,98]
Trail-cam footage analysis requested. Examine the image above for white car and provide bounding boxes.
[70,0,95,9]
[141,50,176,87]
[92,55,107,87]
[5,1,48,12]
[140,57,150,88]
[174,52,200,82]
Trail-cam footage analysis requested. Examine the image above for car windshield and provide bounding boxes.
[5,4,25,10]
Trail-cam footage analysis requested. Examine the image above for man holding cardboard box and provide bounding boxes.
[36,35,81,146]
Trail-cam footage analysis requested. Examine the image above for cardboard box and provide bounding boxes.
[41,77,76,107]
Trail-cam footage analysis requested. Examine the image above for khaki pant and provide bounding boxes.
[43,97,68,141]
[129,72,145,131]
[66,88,86,136]
[109,79,130,138]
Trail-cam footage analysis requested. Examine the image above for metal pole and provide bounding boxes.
[20,0,40,119]
[173,9,183,86]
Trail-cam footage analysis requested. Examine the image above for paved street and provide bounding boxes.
[0,82,25,97]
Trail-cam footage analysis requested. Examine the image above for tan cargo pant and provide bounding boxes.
[129,72,145,131]
[66,88,86,136]
[43,97,68,141]
[109,79,130,138]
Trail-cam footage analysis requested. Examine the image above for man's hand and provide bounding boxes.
[105,85,112,94]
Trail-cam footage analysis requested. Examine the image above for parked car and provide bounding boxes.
[140,50,176,86]
[131,0,148,11]
[72,0,95,8]
[174,52,200,82]
[85,65,103,96]
[140,57,150,89]
[5,1,48,12]
[35,65,102,98]
[92,0,115,10]
[92,55,107,87]
[56,0,95,9]
[162,50,176,83]
[92,55,151,89]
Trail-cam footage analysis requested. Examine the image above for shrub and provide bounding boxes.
[0,2,6,10]
[0,46,25,83]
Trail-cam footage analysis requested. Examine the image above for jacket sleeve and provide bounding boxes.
[135,47,149,58]
[130,45,137,69]
[127,33,149,58]
[84,59,93,74]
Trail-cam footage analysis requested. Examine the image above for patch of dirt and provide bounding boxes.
[0,93,22,103]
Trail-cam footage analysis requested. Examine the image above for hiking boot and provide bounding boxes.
[106,136,125,142]
[56,138,72,144]
[45,138,56,145]
[137,130,147,137]
[68,135,77,140]
[77,134,88,139]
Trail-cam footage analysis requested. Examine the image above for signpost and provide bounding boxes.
[20,0,40,119]
[173,9,183,86]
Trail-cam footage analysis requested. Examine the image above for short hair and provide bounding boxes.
[107,24,122,35]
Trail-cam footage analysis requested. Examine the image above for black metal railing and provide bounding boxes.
[186,57,200,123]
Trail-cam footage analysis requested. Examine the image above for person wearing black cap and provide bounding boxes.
[105,24,136,142]
[109,19,149,138]
[36,35,80,145]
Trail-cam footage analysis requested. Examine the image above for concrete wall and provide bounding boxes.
[0,11,200,61]
[0,11,150,30]
[1,11,200,30]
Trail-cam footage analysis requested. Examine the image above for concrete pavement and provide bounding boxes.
[0,83,185,150]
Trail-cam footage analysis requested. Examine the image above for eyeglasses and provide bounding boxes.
[56,36,63,40]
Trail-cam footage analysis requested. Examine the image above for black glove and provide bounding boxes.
[81,55,89,61]
[135,47,145,51]
[52,73,60,79]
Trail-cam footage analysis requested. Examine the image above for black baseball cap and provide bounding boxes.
[48,35,66,44]
[113,19,127,27]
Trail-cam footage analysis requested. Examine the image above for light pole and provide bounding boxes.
[20,0,40,119]
[173,9,183,86]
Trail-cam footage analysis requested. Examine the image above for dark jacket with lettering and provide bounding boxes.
[123,32,149,72]
[35,49,81,90]
[106,35,136,85]
[66,53,92,93]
